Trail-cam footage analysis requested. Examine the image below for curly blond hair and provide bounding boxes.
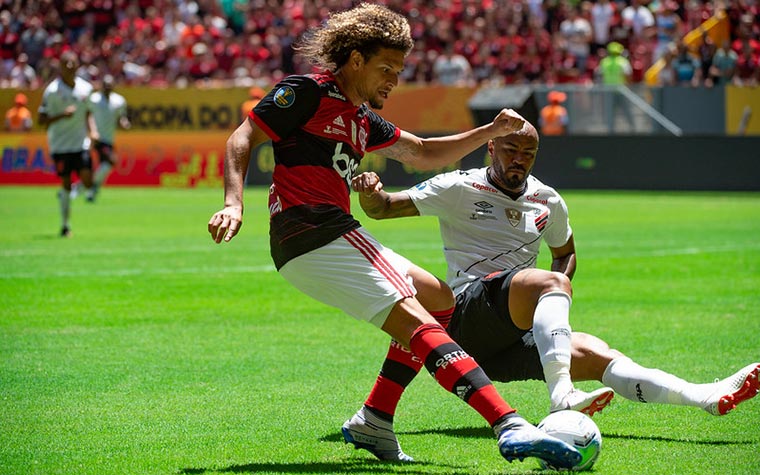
[296,3,413,71]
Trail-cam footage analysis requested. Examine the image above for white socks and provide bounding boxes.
[58,188,70,228]
[533,291,574,406]
[601,356,708,406]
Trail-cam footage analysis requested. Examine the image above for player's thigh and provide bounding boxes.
[509,268,572,329]
[407,263,454,312]
[278,227,418,328]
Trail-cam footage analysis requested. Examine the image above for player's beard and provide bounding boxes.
[504,166,530,189]
[369,97,383,109]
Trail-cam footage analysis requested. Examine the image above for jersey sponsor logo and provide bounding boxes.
[471,181,498,193]
[535,210,549,231]
[331,142,358,186]
[505,208,522,226]
[435,349,470,371]
[474,200,493,209]
[414,180,430,191]
[273,86,296,108]
[332,115,345,127]
[526,192,548,205]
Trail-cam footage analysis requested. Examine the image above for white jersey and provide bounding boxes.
[88,91,127,145]
[38,77,93,154]
[405,168,572,293]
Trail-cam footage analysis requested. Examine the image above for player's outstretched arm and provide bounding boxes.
[351,172,419,220]
[208,119,268,243]
[382,108,526,171]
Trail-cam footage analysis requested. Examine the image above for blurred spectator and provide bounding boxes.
[621,0,656,46]
[0,9,19,76]
[597,41,632,85]
[4,92,33,132]
[672,42,702,87]
[653,1,683,61]
[0,0,756,88]
[19,16,49,69]
[240,86,265,120]
[432,44,474,86]
[709,39,738,86]
[559,5,593,73]
[657,43,677,86]
[596,41,634,133]
[590,0,616,55]
[539,90,569,136]
[698,31,717,86]
[7,53,38,88]
[734,41,760,86]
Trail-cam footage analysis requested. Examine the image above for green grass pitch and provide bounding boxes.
[1,185,759,475]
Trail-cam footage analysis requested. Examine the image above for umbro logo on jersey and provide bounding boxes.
[332,115,345,127]
[474,201,493,209]
[505,208,521,227]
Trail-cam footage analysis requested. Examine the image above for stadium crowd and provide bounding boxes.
[0,0,758,90]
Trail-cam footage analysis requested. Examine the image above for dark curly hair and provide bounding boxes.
[296,3,414,71]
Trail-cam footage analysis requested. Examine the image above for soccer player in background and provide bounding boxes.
[347,118,760,462]
[84,74,131,202]
[208,3,582,469]
[38,51,95,237]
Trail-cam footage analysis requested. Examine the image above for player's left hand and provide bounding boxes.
[208,205,243,243]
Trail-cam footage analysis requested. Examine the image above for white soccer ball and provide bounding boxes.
[537,410,602,471]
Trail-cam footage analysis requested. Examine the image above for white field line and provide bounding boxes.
[0,264,276,279]
[0,244,255,258]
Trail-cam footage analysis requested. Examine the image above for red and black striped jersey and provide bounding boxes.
[250,72,400,269]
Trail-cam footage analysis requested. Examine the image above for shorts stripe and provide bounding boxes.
[343,229,414,297]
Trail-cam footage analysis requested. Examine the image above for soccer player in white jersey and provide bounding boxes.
[38,51,95,237]
[85,74,131,202]
[345,119,760,462]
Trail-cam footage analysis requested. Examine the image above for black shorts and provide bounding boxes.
[53,150,92,177]
[447,269,544,383]
[93,140,114,165]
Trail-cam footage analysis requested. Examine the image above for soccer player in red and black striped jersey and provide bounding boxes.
[208,3,580,470]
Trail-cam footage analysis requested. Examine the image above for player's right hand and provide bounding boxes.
[208,206,243,243]
[351,172,384,195]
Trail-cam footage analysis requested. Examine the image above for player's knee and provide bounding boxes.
[542,271,572,297]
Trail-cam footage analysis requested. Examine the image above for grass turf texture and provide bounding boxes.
[1,185,759,475]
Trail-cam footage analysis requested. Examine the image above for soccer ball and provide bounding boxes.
[537,410,602,471]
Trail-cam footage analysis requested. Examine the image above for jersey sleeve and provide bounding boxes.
[543,192,573,248]
[364,108,400,151]
[405,171,464,218]
[251,75,320,142]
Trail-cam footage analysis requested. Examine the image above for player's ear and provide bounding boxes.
[349,50,364,69]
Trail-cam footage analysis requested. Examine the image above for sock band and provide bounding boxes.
[410,323,514,425]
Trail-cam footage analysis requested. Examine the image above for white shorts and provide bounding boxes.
[278,227,417,327]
